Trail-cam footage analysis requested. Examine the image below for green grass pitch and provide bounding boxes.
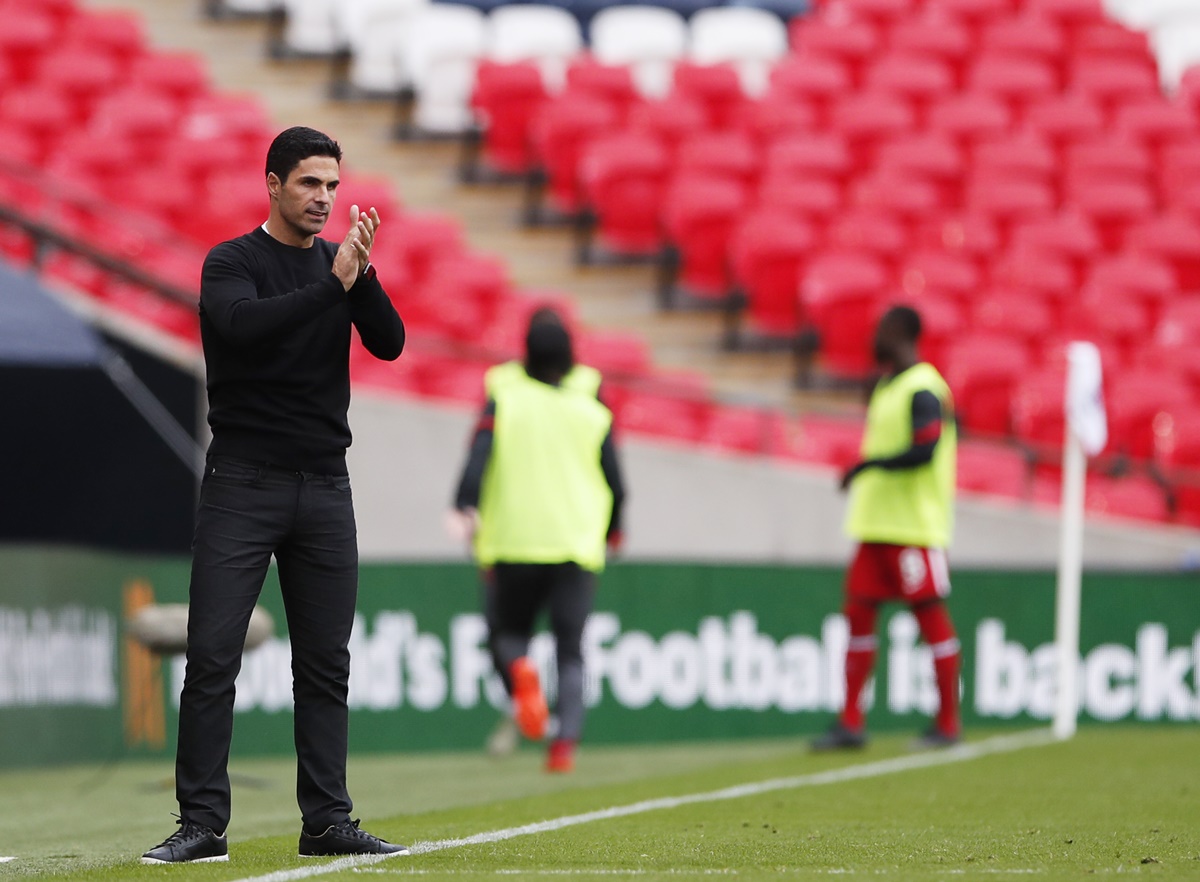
[0,727,1196,880]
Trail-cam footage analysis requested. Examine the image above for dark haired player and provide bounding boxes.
[143,127,407,863]
[813,305,962,752]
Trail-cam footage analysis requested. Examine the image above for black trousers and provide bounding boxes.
[485,562,595,742]
[176,455,358,834]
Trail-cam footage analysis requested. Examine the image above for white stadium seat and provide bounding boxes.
[590,6,688,99]
[487,5,584,91]
[688,7,788,97]
[404,4,488,133]
[344,0,430,95]
[1152,21,1200,89]
[281,0,343,55]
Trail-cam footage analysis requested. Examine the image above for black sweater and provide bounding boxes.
[199,227,405,474]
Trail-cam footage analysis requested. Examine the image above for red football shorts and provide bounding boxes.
[846,543,951,604]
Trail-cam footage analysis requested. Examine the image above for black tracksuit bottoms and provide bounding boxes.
[175,455,358,834]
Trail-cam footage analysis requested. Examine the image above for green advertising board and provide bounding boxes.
[1,545,1197,768]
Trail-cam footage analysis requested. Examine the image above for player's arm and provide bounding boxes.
[453,400,497,512]
[343,206,405,361]
[347,265,405,361]
[840,390,943,489]
[200,244,343,347]
[600,429,626,550]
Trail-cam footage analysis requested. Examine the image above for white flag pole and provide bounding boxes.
[1053,342,1106,741]
[1053,428,1086,740]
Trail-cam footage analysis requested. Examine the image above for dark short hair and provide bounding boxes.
[265,126,342,183]
[881,304,922,342]
[525,322,574,382]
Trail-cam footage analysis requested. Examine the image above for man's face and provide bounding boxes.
[873,315,901,367]
[270,155,340,241]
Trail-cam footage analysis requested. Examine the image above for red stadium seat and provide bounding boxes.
[1085,475,1170,524]
[829,91,917,156]
[128,51,211,104]
[990,245,1075,309]
[1152,410,1200,526]
[730,209,816,340]
[1105,370,1195,460]
[675,131,759,190]
[915,213,1002,264]
[1024,0,1107,30]
[732,95,817,147]
[1124,213,1200,292]
[934,0,1013,27]
[1069,285,1152,366]
[756,175,842,222]
[1069,58,1160,112]
[564,57,640,120]
[972,134,1057,185]
[967,54,1059,114]
[874,134,965,201]
[768,55,852,119]
[801,250,889,377]
[956,440,1031,498]
[851,173,942,223]
[927,92,1014,146]
[944,333,1032,436]
[788,16,880,80]
[1010,212,1101,267]
[0,7,56,82]
[1067,179,1156,251]
[863,52,955,110]
[33,48,122,125]
[575,330,654,379]
[578,132,672,259]
[64,9,146,66]
[886,14,974,77]
[763,134,853,183]
[702,405,788,456]
[1069,20,1153,67]
[662,175,749,298]
[899,248,982,305]
[1023,92,1106,148]
[671,61,746,130]
[825,208,910,267]
[470,61,549,176]
[972,286,1056,350]
[1112,98,1198,152]
[1087,253,1178,318]
[1012,368,1068,453]
[611,389,709,444]
[899,294,965,369]
[530,96,618,216]
[964,176,1055,234]
[980,15,1065,64]
[837,0,918,27]
[626,96,709,157]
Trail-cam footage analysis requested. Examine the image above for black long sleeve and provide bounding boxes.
[348,267,405,361]
[199,227,404,473]
[600,430,625,535]
[454,401,495,510]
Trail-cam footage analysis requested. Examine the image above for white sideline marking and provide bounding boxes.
[0,857,16,863]
[232,730,1057,882]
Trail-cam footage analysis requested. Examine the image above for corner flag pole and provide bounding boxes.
[1053,342,1106,741]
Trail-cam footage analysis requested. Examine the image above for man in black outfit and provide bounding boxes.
[142,127,407,864]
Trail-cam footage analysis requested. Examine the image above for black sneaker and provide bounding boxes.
[911,726,962,751]
[141,818,228,864]
[810,723,868,752]
[299,819,409,857]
